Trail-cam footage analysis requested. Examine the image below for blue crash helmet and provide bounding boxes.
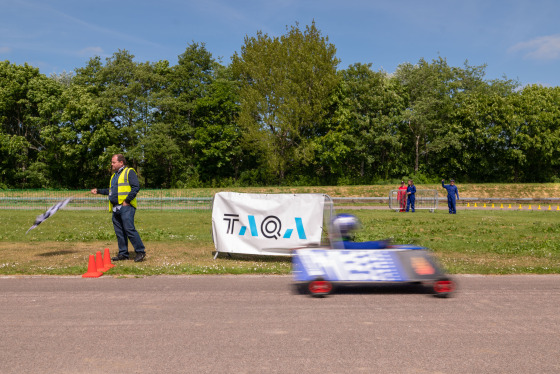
[331,213,362,241]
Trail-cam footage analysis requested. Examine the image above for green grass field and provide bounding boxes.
[1,208,559,275]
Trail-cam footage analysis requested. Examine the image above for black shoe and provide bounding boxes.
[134,253,146,262]
[112,255,129,261]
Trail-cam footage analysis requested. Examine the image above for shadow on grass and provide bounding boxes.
[37,250,79,257]
[213,252,291,262]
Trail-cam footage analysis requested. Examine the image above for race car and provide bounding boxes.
[292,213,456,298]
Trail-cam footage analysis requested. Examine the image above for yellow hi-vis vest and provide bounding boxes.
[108,167,138,211]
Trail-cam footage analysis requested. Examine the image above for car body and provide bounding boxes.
[292,245,456,297]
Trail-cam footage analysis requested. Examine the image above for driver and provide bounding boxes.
[330,213,390,249]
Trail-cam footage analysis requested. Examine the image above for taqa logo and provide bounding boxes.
[223,214,307,240]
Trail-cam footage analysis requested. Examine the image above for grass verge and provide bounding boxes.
[0,209,559,275]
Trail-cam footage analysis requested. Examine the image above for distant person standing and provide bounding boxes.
[397,181,407,212]
[406,179,416,212]
[441,179,459,214]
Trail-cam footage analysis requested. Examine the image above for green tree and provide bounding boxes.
[0,132,30,188]
[231,22,340,183]
[74,51,172,186]
[511,85,560,182]
[99,50,168,171]
[448,80,519,181]
[0,61,65,187]
[340,64,405,180]
[54,83,119,188]
[189,66,243,184]
[309,64,407,184]
[395,57,483,175]
[155,42,218,187]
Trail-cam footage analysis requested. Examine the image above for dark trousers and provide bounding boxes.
[112,205,145,258]
[406,196,415,212]
[447,197,457,214]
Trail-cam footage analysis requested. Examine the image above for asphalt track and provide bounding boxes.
[1,275,559,374]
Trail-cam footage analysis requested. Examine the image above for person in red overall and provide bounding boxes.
[397,181,407,212]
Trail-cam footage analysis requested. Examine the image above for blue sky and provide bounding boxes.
[1,0,559,87]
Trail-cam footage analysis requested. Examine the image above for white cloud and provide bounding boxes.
[509,34,560,61]
[0,46,12,53]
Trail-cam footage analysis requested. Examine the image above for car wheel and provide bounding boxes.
[308,277,333,298]
[432,276,456,298]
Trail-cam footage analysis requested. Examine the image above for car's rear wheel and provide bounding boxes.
[308,277,333,298]
[432,277,456,298]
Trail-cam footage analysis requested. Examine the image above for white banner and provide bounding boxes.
[212,192,326,256]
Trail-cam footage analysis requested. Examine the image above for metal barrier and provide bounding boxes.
[0,190,212,210]
[3,189,557,211]
[388,189,438,212]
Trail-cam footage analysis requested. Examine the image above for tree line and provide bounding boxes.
[1,22,559,189]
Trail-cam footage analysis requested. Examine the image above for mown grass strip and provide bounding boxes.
[1,209,559,275]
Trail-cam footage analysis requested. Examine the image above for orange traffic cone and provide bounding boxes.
[95,251,108,272]
[82,254,103,278]
[103,248,115,269]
